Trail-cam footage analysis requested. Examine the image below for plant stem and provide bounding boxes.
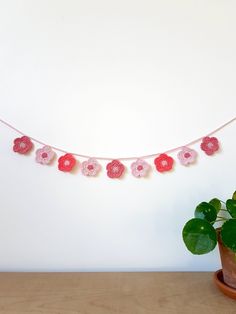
[217,216,228,220]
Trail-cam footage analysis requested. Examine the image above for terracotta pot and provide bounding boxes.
[214,270,236,299]
[217,228,236,289]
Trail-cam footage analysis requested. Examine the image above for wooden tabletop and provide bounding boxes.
[0,272,234,313]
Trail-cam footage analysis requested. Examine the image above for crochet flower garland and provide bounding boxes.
[10,134,221,178]
[3,116,234,179]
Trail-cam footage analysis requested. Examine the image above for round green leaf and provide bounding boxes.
[182,218,217,255]
[226,199,236,218]
[221,219,236,252]
[209,198,221,214]
[194,202,217,223]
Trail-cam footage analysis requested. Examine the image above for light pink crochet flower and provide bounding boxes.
[36,146,55,165]
[131,159,150,178]
[177,147,197,166]
[82,158,101,176]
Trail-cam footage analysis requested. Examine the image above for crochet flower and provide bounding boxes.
[177,147,197,166]
[200,137,219,156]
[82,158,101,176]
[131,159,150,178]
[36,146,55,165]
[13,136,33,154]
[58,153,77,172]
[154,154,174,172]
[106,160,125,178]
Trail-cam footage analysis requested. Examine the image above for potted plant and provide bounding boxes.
[182,191,236,298]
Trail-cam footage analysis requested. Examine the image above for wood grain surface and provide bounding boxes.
[0,272,235,314]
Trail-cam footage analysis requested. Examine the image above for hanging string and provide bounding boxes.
[0,116,235,161]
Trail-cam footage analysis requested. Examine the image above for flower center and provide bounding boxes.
[20,142,26,148]
[42,152,48,159]
[64,160,70,166]
[113,166,119,173]
[137,165,143,171]
[184,152,191,158]
[161,160,168,166]
[207,142,214,148]
[87,165,94,170]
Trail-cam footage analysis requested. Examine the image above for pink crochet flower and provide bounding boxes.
[13,136,33,154]
[177,147,197,166]
[82,158,101,176]
[200,137,219,156]
[131,159,150,178]
[154,154,174,172]
[35,146,55,165]
[106,160,125,178]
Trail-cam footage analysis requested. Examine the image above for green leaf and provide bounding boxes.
[221,219,236,252]
[209,198,221,214]
[226,199,236,218]
[182,218,217,255]
[194,202,217,223]
[232,191,236,201]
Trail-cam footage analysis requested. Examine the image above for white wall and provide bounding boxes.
[0,0,235,271]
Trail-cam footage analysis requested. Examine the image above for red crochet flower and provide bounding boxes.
[154,154,174,172]
[106,160,125,178]
[200,136,219,156]
[58,153,77,172]
[13,136,33,154]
